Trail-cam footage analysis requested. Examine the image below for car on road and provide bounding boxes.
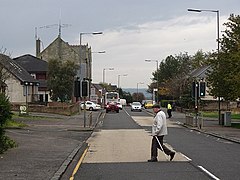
[106,102,119,113]
[80,101,101,111]
[117,102,123,110]
[131,102,142,111]
[144,101,153,109]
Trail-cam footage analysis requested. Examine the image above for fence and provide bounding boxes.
[185,110,203,129]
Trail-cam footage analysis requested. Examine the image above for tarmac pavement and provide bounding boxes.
[0,110,102,180]
[169,109,240,144]
[0,108,239,180]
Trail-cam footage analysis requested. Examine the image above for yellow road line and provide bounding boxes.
[69,145,89,180]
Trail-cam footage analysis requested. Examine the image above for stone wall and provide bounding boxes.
[11,102,80,116]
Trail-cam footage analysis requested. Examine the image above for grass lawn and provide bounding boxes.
[202,111,240,129]
[4,119,26,128]
[202,111,240,120]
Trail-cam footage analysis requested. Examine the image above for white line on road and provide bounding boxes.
[198,165,220,180]
[123,108,131,117]
[179,153,192,161]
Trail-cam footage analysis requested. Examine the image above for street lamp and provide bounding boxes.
[92,51,106,54]
[80,32,103,46]
[145,59,159,103]
[118,74,128,89]
[188,8,221,123]
[137,82,144,101]
[103,68,114,83]
[78,32,103,101]
[79,31,103,66]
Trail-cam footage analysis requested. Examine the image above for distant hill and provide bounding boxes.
[123,88,152,99]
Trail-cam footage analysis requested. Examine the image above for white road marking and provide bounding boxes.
[179,153,192,161]
[83,129,190,163]
[198,166,220,180]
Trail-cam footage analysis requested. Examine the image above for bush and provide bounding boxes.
[0,129,17,154]
[0,93,16,153]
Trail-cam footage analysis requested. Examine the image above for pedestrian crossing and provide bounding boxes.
[83,116,189,163]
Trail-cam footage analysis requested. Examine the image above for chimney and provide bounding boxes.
[36,38,41,57]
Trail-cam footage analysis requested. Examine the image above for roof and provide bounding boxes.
[40,36,80,58]
[188,65,212,79]
[0,54,39,85]
[92,83,104,90]
[13,54,48,72]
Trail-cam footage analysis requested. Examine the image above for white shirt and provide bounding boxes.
[152,110,168,136]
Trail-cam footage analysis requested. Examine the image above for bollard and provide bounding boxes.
[88,112,93,127]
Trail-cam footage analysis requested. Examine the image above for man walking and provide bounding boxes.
[148,104,175,162]
[167,102,172,118]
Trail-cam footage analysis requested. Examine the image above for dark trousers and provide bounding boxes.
[151,136,172,158]
[167,109,172,118]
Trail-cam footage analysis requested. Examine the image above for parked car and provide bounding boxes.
[117,102,123,110]
[131,102,142,111]
[106,102,119,113]
[80,101,101,111]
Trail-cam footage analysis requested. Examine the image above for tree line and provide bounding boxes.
[147,14,240,107]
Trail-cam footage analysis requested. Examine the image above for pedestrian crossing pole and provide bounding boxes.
[194,82,199,127]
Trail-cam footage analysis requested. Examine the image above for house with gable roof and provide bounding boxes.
[0,54,39,104]
[188,65,215,100]
[13,54,49,103]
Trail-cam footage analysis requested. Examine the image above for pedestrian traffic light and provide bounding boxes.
[199,82,206,97]
[81,80,89,97]
[192,82,199,98]
[74,80,80,97]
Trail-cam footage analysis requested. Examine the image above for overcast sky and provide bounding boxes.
[1,0,240,88]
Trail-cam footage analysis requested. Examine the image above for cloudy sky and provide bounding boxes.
[1,0,240,88]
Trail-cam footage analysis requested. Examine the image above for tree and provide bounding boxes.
[0,93,15,154]
[208,14,240,101]
[0,53,11,93]
[122,91,132,104]
[132,92,145,102]
[149,52,192,99]
[47,59,78,102]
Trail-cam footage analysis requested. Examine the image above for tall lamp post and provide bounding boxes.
[91,51,106,80]
[145,59,159,103]
[79,32,103,101]
[103,68,114,83]
[80,32,103,47]
[118,74,128,89]
[188,8,221,123]
[137,82,144,101]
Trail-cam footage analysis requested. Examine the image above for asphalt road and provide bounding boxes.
[0,111,99,180]
[72,107,237,180]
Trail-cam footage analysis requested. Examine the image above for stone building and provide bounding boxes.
[36,36,92,81]
[0,54,39,104]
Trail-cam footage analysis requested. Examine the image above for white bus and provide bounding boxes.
[105,92,119,105]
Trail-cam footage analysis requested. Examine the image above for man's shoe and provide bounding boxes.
[147,158,158,162]
[170,152,175,161]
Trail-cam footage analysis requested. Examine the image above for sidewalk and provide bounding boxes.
[0,110,102,180]
[170,110,240,144]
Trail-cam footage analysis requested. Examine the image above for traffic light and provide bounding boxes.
[74,80,80,97]
[199,82,206,97]
[81,80,89,97]
[192,82,199,98]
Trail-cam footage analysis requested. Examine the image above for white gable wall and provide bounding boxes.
[5,73,37,104]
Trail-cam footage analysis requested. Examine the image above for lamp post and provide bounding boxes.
[188,8,221,124]
[79,31,103,76]
[91,51,106,81]
[103,68,114,83]
[118,74,128,89]
[80,32,103,47]
[145,59,159,103]
[137,82,144,101]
